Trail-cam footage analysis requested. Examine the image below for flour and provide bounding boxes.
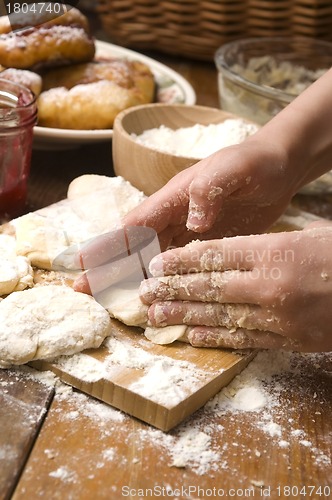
[49,466,77,483]
[128,357,209,406]
[10,349,331,480]
[132,119,259,159]
[54,336,215,406]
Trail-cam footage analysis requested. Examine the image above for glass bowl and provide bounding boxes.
[215,37,332,125]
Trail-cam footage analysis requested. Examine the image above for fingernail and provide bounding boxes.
[139,278,159,303]
[149,255,164,276]
[150,303,168,327]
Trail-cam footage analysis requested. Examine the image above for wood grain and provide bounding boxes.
[31,320,256,431]
[0,371,54,500]
[12,352,332,500]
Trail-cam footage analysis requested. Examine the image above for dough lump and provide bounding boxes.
[14,175,147,270]
[0,234,33,295]
[0,285,112,368]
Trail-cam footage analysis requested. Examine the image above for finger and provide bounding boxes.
[304,220,332,230]
[69,228,128,270]
[123,175,190,234]
[187,151,241,232]
[140,271,262,305]
[186,326,302,351]
[148,301,267,331]
[149,236,262,277]
[74,251,146,296]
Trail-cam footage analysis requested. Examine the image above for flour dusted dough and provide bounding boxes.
[14,212,70,270]
[13,175,146,270]
[99,282,188,345]
[0,234,33,295]
[98,284,148,327]
[0,285,112,368]
[11,174,184,346]
[144,324,188,345]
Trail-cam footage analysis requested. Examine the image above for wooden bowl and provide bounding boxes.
[112,103,256,195]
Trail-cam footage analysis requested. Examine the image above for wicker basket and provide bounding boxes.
[98,0,332,61]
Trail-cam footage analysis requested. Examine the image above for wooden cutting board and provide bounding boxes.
[30,322,256,432]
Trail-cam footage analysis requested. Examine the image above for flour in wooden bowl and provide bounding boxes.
[132,119,259,159]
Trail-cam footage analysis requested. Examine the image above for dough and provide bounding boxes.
[12,174,184,347]
[67,174,146,224]
[0,285,112,368]
[0,234,33,295]
[99,281,188,345]
[144,324,188,345]
[13,175,146,270]
[98,284,149,327]
[14,212,71,270]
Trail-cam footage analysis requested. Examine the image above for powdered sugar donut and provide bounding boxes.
[0,68,42,95]
[37,79,154,129]
[0,5,90,35]
[0,24,95,70]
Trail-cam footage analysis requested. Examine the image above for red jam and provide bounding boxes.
[0,80,37,221]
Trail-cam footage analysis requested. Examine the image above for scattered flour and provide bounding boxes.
[132,119,259,159]
[49,466,77,483]
[6,348,331,479]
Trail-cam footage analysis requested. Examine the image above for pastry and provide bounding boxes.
[0,25,95,70]
[42,58,155,97]
[0,67,42,95]
[0,5,90,34]
[37,79,152,129]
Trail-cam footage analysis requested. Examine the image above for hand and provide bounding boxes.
[123,137,296,250]
[140,223,332,352]
[74,138,294,293]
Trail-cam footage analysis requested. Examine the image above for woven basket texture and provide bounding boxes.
[98,0,332,60]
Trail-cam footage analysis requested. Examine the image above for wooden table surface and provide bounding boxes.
[1,11,332,500]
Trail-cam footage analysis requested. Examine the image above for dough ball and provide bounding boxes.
[0,285,112,368]
[0,233,33,295]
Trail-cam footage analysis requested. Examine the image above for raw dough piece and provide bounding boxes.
[144,324,188,345]
[0,285,112,368]
[13,175,146,270]
[66,174,146,229]
[14,212,70,270]
[98,284,149,327]
[100,281,188,345]
[0,234,33,295]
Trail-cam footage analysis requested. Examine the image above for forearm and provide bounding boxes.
[250,67,332,191]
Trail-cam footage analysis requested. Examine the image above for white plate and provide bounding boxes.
[33,40,196,149]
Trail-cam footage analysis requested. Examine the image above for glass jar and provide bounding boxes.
[0,78,37,221]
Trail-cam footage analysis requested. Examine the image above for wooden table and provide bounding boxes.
[1,13,332,500]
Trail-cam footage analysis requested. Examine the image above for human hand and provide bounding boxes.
[122,137,297,250]
[140,223,332,352]
[73,137,295,293]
